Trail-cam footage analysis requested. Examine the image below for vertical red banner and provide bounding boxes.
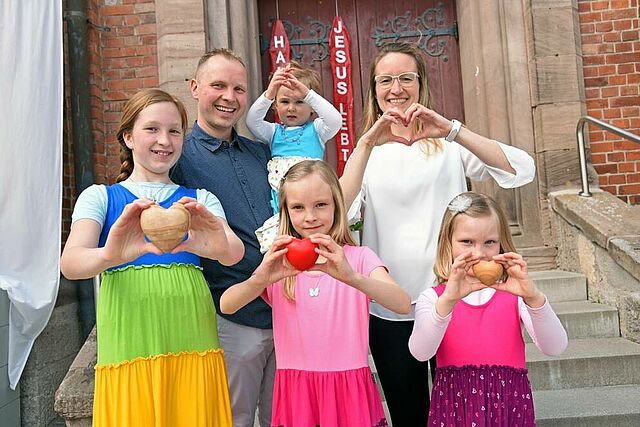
[329,16,355,176]
[269,20,290,123]
[269,19,290,71]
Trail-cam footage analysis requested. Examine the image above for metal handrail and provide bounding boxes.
[576,116,640,197]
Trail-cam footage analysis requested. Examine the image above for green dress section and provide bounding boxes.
[97,263,220,366]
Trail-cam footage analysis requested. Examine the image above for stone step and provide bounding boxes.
[534,384,640,427]
[523,300,620,342]
[527,337,640,390]
[530,271,587,302]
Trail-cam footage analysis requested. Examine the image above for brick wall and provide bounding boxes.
[578,0,640,204]
[62,0,158,241]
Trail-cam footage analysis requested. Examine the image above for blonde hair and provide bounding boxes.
[361,42,440,153]
[115,89,188,182]
[433,192,516,283]
[284,60,323,95]
[278,160,355,299]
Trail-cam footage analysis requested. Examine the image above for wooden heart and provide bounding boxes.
[472,261,504,286]
[285,238,319,271]
[140,203,190,253]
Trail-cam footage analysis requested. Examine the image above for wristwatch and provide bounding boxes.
[445,119,462,142]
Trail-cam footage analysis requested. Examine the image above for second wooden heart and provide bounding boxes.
[472,260,504,286]
[140,203,190,253]
[285,237,319,271]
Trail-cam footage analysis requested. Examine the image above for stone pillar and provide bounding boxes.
[155,0,207,127]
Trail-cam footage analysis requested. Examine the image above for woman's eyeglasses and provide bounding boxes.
[374,72,420,88]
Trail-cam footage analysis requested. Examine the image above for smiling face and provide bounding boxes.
[274,85,314,127]
[284,172,335,238]
[191,55,248,140]
[123,101,184,182]
[374,52,420,114]
[451,213,501,278]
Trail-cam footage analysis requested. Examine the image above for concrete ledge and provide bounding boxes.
[550,190,640,283]
[54,327,96,426]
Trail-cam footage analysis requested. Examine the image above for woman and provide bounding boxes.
[340,42,535,426]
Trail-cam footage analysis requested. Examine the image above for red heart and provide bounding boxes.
[285,238,319,271]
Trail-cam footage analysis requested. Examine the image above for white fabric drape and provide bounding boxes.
[0,1,63,389]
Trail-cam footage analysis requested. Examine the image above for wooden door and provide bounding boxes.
[257,0,463,167]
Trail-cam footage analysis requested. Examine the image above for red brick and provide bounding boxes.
[606,52,640,64]
[600,185,617,194]
[615,42,634,53]
[603,32,622,42]
[591,153,607,164]
[585,87,601,98]
[618,63,635,74]
[590,141,614,152]
[581,33,602,43]
[602,10,634,20]
[619,184,640,194]
[621,86,639,96]
[628,173,640,184]
[102,5,135,16]
[602,86,620,97]
[611,96,640,107]
[609,174,627,184]
[609,75,627,85]
[598,175,609,186]
[627,152,640,161]
[584,76,609,87]
[584,55,607,66]
[621,105,640,116]
[598,43,615,53]
[629,74,640,84]
[578,2,591,13]
[608,152,627,162]
[622,30,639,41]
[595,21,614,32]
[595,163,619,174]
[620,162,636,172]
[613,19,633,31]
[615,140,640,150]
[124,15,141,26]
[589,131,606,142]
[599,64,617,75]
[612,119,631,128]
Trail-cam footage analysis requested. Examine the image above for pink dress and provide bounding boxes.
[263,245,388,427]
[429,284,535,426]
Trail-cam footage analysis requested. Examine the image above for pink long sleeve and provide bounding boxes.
[408,288,450,362]
[520,297,568,356]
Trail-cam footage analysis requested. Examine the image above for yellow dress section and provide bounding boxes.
[93,348,232,427]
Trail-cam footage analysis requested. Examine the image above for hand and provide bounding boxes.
[441,252,486,302]
[253,235,300,285]
[281,74,310,99]
[102,199,162,264]
[492,252,545,307]
[171,197,228,258]
[359,107,412,147]
[265,67,291,100]
[404,103,455,144]
[307,234,357,284]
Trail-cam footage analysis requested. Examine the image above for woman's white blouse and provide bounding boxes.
[361,139,535,320]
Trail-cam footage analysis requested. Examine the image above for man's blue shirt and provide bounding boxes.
[171,122,273,329]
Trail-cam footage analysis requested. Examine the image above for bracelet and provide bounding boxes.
[445,119,462,142]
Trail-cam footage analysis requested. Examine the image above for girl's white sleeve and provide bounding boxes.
[196,189,226,219]
[246,93,277,145]
[520,297,568,356]
[408,288,451,361]
[306,90,342,143]
[458,140,536,188]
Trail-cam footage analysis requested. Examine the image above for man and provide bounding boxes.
[171,48,274,427]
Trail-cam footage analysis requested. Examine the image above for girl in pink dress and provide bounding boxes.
[221,160,411,427]
[409,192,568,426]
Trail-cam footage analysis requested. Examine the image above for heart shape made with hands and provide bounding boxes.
[285,238,319,271]
[472,261,504,286]
[384,108,433,146]
[140,203,190,253]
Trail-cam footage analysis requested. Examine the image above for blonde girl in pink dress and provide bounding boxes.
[221,160,411,427]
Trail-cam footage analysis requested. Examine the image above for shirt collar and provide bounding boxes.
[190,121,243,151]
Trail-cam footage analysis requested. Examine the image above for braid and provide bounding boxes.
[116,142,134,182]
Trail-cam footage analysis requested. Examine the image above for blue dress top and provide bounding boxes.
[99,183,199,270]
[271,122,324,159]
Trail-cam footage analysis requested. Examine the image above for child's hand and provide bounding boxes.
[307,234,356,284]
[171,197,225,256]
[441,252,485,303]
[103,199,163,264]
[253,235,299,285]
[492,252,546,308]
[265,67,291,100]
[282,74,310,99]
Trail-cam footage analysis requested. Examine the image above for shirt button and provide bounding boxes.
[241,180,247,184]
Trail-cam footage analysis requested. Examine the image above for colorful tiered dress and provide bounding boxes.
[92,184,232,427]
[428,284,535,426]
[264,245,388,427]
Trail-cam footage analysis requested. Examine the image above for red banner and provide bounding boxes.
[269,19,290,71]
[329,16,355,176]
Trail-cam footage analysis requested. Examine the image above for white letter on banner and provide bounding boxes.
[337,81,347,95]
[334,35,345,49]
[273,35,284,48]
[336,50,347,64]
[336,66,347,80]
[334,19,343,33]
[340,132,350,146]
[276,51,286,64]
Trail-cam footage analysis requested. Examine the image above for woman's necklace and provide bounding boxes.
[125,177,174,202]
[281,124,306,145]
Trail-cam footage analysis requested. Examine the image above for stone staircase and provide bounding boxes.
[527,270,640,426]
[370,270,640,426]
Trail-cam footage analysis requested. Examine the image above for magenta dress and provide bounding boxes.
[263,245,388,427]
[429,284,536,426]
